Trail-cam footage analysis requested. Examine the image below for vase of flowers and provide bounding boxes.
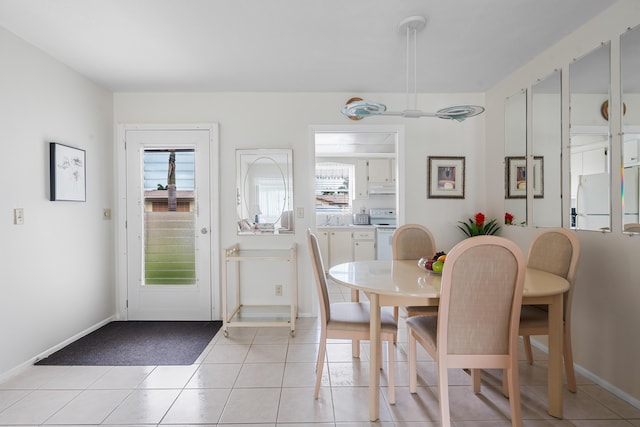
[458,212,501,237]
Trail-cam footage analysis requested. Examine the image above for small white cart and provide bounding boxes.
[221,243,297,337]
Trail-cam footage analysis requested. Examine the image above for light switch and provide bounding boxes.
[14,208,24,225]
[296,207,304,219]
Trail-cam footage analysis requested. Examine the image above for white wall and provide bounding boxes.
[7,1,638,407]
[114,92,485,318]
[486,0,640,404]
[0,27,114,377]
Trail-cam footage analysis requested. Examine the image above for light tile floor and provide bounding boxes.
[1,281,639,426]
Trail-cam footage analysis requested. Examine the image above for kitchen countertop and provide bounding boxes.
[317,224,375,229]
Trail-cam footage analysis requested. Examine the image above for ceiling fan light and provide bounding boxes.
[339,16,485,122]
[341,100,387,119]
[401,109,432,118]
[436,105,485,122]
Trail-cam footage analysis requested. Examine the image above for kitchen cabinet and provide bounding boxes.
[368,158,396,184]
[624,137,639,166]
[316,230,330,268]
[317,229,352,270]
[316,227,376,270]
[571,146,608,200]
[353,229,376,261]
[354,159,369,200]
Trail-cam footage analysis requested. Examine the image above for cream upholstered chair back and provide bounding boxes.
[624,223,640,233]
[391,224,438,321]
[526,228,580,319]
[392,224,436,260]
[406,235,526,427]
[439,236,526,356]
[307,229,330,327]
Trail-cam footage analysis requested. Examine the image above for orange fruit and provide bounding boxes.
[437,255,446,262]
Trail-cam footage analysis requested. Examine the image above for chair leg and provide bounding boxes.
[386,338,395,404]
[352,339,360,358]
[408,329,418,393]
[507,364,523,427]
[502,369,509,398]
[314,336,327,399]
[437,361,451,427]
[471,369,481,393]
[522,335,534,364]
[393,306,399,343]
[564,325,577,393]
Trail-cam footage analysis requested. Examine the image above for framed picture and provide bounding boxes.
[50,142,86,202]
[427,156,465,199]
[505,156,543,198]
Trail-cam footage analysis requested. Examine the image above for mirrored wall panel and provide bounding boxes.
[569,42,611,232]
[504,89,527,226]
[532,69,562,227]
[621,25,640,234]
[236,149,293,235]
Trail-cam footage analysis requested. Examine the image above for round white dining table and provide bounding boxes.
[329,259,569,421]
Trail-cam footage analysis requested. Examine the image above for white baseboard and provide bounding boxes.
[0,316,115,384]
[529,339,640,410]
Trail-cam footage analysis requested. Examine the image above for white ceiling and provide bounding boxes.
[0,0,619,93]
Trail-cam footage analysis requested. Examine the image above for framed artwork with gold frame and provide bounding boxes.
[427,156,465,199]
[505,156,543,199]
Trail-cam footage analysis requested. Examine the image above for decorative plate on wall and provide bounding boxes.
[600,100,627,121]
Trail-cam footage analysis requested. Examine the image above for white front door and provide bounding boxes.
[124,127,214,320]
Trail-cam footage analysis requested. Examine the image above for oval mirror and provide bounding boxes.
[621,24,640,234]
[504,89,527,226]
[569,42,611,232]
[532,69,562,227]
[236,149,293,235]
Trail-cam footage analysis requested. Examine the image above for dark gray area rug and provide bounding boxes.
[35,321,222,366]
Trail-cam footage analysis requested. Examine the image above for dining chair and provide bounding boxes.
[623,223,640,233]
[306,229,398,403]
[407,236,526,427]
[520,227,581,392]
[392,224,439,320]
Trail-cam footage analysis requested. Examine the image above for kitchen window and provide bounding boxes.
[315,162,354,212]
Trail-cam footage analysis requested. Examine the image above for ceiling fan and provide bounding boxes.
[341,16,485,122]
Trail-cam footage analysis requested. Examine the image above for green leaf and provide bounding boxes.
[457,221,473,237]
[483,219,501,235]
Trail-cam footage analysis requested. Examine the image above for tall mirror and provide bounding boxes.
[569,42,611,232]
[504,89,527,226]
[621,25,640,234]
[236,149,293,235]
[532,69,562,227]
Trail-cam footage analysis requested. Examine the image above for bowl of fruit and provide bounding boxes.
[418,251,447,274]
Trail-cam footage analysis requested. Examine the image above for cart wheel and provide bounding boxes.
[223,330,229,338]
[290,330,295,337]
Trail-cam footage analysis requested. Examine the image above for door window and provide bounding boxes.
[143,149,196,286]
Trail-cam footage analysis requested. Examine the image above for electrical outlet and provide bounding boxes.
[275,284,283,296]
[14,208,24,225]
[296,207,304,219]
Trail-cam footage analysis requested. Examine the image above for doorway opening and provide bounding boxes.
[311,125,404,226]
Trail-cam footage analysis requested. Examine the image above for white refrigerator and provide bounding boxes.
[576,173,610,230]
[624,166,639,224]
